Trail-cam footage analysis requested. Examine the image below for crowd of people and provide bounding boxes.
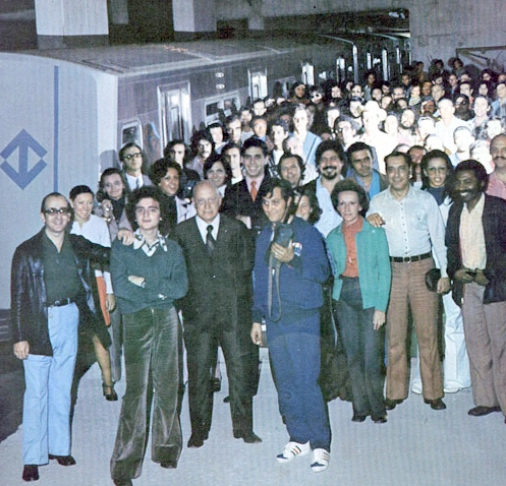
[10,56,506,485]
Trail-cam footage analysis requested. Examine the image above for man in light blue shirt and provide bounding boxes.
[368,151,450,412]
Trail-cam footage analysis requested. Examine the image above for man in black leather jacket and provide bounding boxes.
[10,192,110,482]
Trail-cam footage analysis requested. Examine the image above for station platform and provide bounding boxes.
[0,348,505,486]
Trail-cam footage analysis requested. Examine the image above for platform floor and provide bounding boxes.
[0,349,505,486]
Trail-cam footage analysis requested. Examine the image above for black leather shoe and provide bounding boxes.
[351,415,366,422]
[160,459,177,469]
[102,383,118,401]
[48,455,76,466]
[22,465,39,482]
[187,433,205,448]
[385,398,404,410]
[211,377,221,393]
[468,405,501,416]
[372,415,388,424]
[233,430,262,443]
[113,479,133,486]
[424,398,447,410]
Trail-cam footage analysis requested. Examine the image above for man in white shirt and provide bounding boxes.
[435,98,469,153]
[368,152,450,411]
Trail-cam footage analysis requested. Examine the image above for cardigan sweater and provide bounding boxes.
[327,218,391,312]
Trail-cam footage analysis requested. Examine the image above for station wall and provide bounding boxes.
[216,0,505,68]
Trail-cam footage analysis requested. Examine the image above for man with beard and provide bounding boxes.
[486,134,506,200]
[304,140,346,237]
[446,160,506,422]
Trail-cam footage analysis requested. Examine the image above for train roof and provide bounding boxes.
[14,36,335,76]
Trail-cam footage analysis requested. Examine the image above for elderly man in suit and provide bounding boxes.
[173,181,261,448]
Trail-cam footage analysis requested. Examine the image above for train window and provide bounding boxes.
[121,121,143,148]
[158,83,192,145]
[301,63,314,87]
[248,70,268,100]
[204,93,240,125]
[206,102,220,118]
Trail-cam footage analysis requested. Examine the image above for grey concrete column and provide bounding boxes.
[34,0,109,49]
[173,0,216,41]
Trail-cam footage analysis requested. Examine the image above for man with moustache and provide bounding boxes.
[446,160,506,422]
[304,140,346,237]
[368,152,449,411]
[172,181,261,447]
[486,134,506,200]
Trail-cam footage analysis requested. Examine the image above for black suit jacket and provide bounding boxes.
[172,215,254,335]
[446,194,506,305]
[10,230,110,356]
[221,172,272,235]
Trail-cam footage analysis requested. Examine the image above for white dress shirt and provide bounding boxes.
[314,177,343,237]
[196,213,220,243]
[71,214,113,292]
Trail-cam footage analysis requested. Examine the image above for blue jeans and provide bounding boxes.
[22,303,79,465]
[267,309,331,451]
[334,278,385,418]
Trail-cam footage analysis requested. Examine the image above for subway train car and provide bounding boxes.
[0,34,408,329]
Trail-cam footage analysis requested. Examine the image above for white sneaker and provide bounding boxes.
[311,448,330,473]
[276,441,310,463]
[444,383,463,393]
[411,380,423,395]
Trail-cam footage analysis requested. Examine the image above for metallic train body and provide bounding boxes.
[0,33,409,325]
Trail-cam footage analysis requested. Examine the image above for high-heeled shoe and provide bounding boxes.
[102,382,118,401]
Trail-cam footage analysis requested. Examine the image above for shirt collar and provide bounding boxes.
[132,228,167,256]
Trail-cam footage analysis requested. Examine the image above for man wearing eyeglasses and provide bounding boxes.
[119,143,153,191]
[10,192,110,482]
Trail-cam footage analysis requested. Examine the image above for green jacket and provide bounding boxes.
[327,218,391,312]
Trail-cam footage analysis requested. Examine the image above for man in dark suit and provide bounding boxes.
[446,160,506,422]
[173,181,261,448]
[222,137,272,235]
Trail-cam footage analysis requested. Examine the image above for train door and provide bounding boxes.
[158,83,192,146]
[249,69,268,100]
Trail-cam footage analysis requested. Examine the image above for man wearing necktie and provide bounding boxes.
[222,138,271,234]
[173,181,261,448]
[119,143,153,192]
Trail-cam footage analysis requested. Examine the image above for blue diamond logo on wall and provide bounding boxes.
[1,129,48,189]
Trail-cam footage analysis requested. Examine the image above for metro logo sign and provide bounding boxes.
[1,129,48,189]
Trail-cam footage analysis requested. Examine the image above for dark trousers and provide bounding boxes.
[267,309,331,451]
[184,322,254,438]
[111,306,182,481]
[334,278,385,418]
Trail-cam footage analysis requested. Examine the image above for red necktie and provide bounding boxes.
[250,180,258,202]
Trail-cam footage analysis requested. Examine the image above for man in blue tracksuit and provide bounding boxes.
[250,178,331,473]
